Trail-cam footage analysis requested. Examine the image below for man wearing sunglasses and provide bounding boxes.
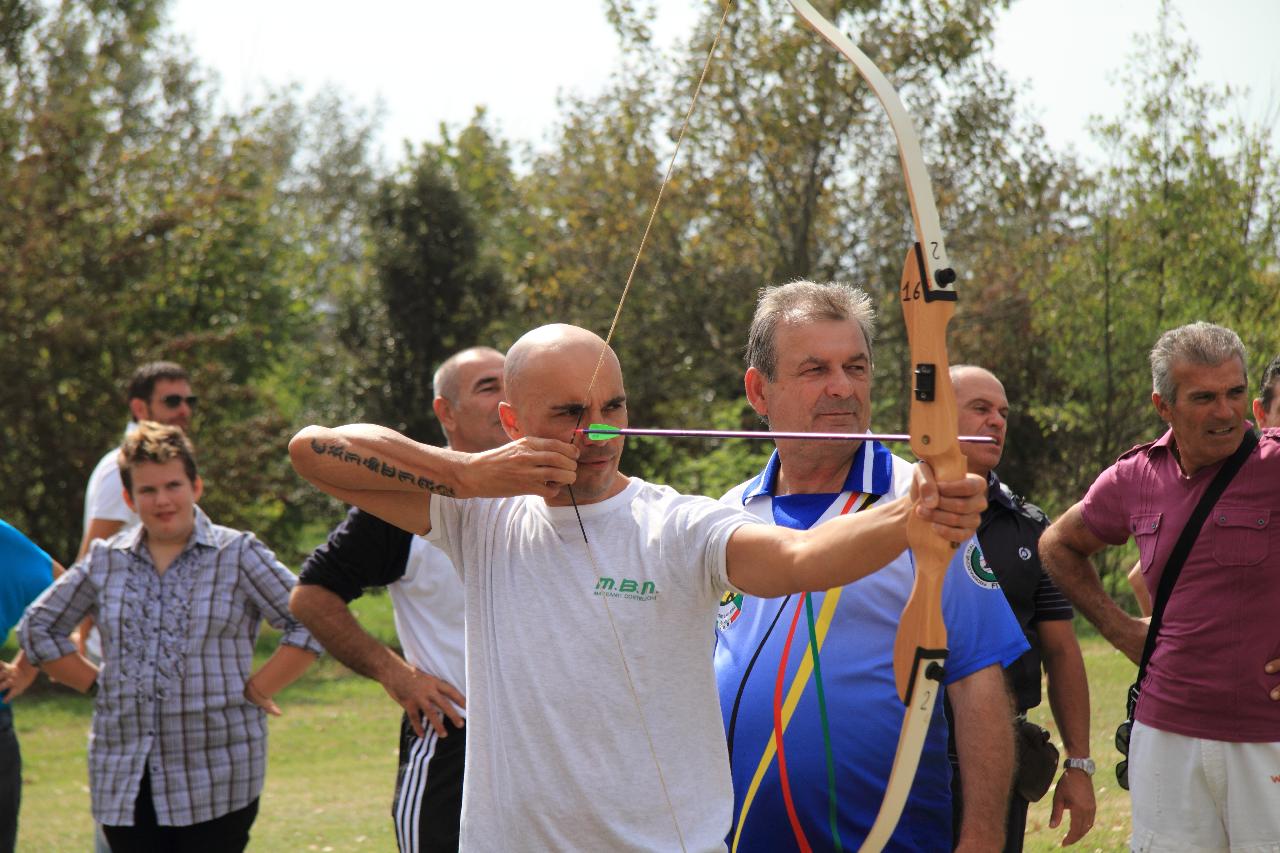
[78,361,198,561]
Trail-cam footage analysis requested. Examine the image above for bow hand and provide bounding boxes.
[910,462,987,544]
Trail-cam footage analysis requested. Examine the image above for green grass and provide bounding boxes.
[14,667,402,851]
[11,609,1137,851]
[9,592,406,852]
[1024,632,1137,852]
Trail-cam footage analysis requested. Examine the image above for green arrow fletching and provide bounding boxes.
[583,423,622,439]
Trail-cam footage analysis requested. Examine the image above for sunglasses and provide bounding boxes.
[158,394,198,409]
[1114,719,1131,789]
[1114,682,1140,790]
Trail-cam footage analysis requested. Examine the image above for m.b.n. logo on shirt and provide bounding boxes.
[594,576,659,602]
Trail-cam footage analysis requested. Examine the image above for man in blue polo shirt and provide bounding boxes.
[0,519,59,852]
[715,281,1028,852]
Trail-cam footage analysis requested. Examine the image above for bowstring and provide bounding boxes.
[575,0,734,406]
[567,4,734,851]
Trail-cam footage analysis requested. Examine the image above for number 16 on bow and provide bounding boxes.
[785,2,968,851]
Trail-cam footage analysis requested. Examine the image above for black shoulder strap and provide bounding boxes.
[1129,428,1259,714]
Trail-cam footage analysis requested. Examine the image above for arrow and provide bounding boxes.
[578,424,996,444]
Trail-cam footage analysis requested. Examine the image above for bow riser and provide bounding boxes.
[895,243,965,702]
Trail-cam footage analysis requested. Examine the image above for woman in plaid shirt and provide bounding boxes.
[19,422,321,852]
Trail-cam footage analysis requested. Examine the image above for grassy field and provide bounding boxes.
[9,599,1136,852]
[1024,631,1136,852]
[8,593,404,852]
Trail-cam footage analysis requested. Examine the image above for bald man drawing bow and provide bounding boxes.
[289,323,989,852]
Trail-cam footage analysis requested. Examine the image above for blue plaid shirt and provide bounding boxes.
[19,507,321,826]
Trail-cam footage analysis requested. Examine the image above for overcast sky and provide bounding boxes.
[169,0,1280,165]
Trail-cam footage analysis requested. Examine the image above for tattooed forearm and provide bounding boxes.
[308,440,456,496]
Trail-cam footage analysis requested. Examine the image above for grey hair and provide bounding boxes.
[432,346,504,404]
[1150,322,1247,402]
[745,281,876,381]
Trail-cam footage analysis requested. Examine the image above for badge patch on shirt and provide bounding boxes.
[1018,546,1032,561]
[963,542,1000,590]
[717,590,743,631]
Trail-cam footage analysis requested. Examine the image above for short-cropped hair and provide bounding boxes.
[1259,354,1280,413]
[118,421,198,494]
[746,281,876,381]
[1150,322,1246,403]
[126,361,189,403]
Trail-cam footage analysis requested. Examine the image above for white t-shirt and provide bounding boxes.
[82,430,139,534]
[427,477,754,853]
[389,536,467,706]
[82,431,139,663]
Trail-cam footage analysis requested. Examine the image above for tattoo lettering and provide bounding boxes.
[309,440,358,466]
[417,476,456,497]
[309,438,454,495]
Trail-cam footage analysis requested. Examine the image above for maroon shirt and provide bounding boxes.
[1080,426,1280,742]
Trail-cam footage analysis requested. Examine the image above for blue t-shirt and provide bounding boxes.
[1,519,55,708]
[714,444,1028,852]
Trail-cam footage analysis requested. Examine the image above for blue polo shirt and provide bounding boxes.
[714,443,1028,852]
[1,519,55,709]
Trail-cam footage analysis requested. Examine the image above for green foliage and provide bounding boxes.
[365,146,508,444]
[1027,2,1280,530]
[2,0,1277,584]
[0,4,377,560]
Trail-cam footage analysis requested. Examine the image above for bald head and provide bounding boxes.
[951,365,1008,477]
[433,347,505,404]
[504,324,620,408]
[499,324,629,505]
[950,365,1002,389]
[430,346,508,453]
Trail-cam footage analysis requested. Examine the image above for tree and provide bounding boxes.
[1030,1,1280,527]
[366,149,507,444]
[512,0,1066,496]
[0,3,376,560]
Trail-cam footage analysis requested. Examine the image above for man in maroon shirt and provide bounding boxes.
[1039,322,1280,850]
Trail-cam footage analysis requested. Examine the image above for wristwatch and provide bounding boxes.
[1063,757,1096,776]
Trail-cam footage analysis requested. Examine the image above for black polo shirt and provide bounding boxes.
[976,473,1074,712]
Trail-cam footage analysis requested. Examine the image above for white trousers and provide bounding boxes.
[1129,721,1280,852]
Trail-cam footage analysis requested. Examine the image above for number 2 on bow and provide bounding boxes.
[786,2,967,851]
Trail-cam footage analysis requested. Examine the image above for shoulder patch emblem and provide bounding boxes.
[963,541,1000,590]
[717,591,744,631]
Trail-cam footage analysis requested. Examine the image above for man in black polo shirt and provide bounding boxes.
[948,365,1096,850]
[291,346,509,853]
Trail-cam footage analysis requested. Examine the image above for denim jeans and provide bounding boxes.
[0,704,20,853]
